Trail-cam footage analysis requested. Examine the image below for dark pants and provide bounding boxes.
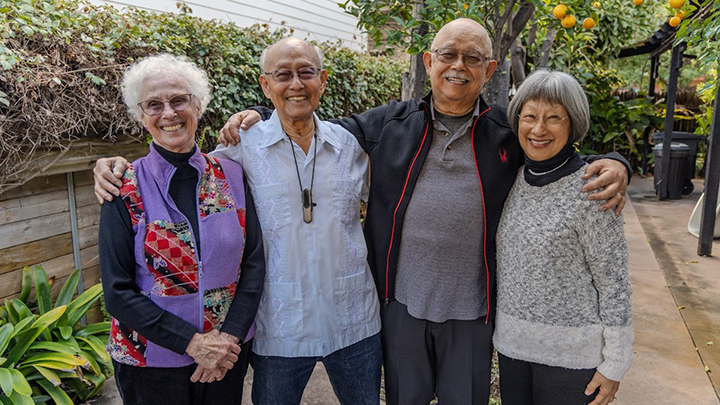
[251,333,382,405]
[498,352,599,405]
[113,339,252,405]
[381,300,494,405]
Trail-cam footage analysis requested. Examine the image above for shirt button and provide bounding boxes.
[313,257,318,263]
[311,225,316,230]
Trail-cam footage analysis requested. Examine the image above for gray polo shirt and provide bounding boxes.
[394,99,486,322]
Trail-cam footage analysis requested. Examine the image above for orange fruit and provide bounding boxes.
[669,15,681,26]
[561,14,576,28]
[593,1,601,7]
[633,0,643,5]
[583,17,596,29]
[677,9,685,17]
[669,0,685,8]
[553,4,568,19]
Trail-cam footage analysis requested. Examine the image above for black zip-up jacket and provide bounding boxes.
[255,91,628,323]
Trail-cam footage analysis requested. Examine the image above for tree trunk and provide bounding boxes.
[510,38,526,89]
[401,0,427,101]
[402,52,427,101]
[483,58,510,107]
[538,28,557,68]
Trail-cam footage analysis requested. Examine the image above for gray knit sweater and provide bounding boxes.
[493,166,633,382]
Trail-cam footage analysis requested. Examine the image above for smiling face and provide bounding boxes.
[259,38,327,127]
[139,75,199,153]
[423,19,497,115]
[518,99,572,162]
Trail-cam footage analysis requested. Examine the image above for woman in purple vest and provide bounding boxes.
[98,54,265,404]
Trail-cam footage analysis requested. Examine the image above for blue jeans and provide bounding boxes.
[251,333,382,405]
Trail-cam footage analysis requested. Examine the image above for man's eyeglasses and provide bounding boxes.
[264,67,322,82]
[431,49,492,68]
[138,94,193,116]
[518,113,570,127]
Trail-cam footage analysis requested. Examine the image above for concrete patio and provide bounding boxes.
[89,174,720,405]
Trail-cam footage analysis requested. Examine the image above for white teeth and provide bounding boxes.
[288,96,307,102]
[446,77,467,84]
[529,139,552,145]
[161,124,183,132]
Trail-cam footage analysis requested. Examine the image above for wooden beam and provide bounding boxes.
[657,43,685,200]
[698,74,720,256]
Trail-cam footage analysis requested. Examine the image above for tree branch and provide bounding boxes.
[499,1,535,60]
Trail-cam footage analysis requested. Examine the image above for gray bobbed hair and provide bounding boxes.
[258,41,324,72]
[121,53,211,122]
[507,69,590,144]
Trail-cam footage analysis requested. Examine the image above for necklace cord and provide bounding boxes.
[287,130,317,222]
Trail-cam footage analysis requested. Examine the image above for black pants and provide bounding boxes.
[381,300,494,405]
[498,352,599,405]
[113,339,252,405]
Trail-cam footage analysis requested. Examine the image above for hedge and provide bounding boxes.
[0,0,405,185]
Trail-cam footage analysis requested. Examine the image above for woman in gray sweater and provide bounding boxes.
[494,70,633,405]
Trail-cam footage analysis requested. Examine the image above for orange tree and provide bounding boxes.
[341,0,659,105]
[675,0,720,137]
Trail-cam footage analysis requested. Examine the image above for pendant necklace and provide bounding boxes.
[287,131,317,223]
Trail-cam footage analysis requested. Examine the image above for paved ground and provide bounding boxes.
[89,175,720,405]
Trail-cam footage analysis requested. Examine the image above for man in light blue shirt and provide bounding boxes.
[212,38,381,403]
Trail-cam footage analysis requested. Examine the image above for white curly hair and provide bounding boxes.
[121,53,212,122]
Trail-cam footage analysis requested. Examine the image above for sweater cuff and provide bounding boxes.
[170,322,199,355]
[597,324,634,381]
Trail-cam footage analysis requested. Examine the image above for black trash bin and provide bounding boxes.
[652,132,706,194]
[653,142,689,200]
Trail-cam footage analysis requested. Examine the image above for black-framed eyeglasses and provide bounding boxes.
[263,67,322,82]
[138,93,193,116]
[431,49,492,68]
[518,113,570,127]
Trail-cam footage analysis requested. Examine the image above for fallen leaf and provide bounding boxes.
[691,260,699,263]
[708,341,714,346]
[705,365,710,372]
[678,306,686,309]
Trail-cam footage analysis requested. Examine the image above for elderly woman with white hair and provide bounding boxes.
[494,69,633,405]
[98,53,265,404]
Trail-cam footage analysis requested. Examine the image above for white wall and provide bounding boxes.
[86,0,366,50]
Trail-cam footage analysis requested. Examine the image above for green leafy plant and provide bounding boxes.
[0,266,111,405]
[0,0,404,188]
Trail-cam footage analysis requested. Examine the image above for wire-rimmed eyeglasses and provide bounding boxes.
[518,113,569,127]
[263,67,322,82]
[138,94,193,116]
[430,49,492,68]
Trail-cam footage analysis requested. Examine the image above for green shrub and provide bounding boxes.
[0,266,111,405]
[0,0,405,185]
[574,68,664,170]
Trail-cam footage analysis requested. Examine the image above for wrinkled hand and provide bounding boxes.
[187,330,241,383]
[218,110,262,146]
[93,156,129,204]
[585,370,620,405]
[582,159,629,215]
[192,364,230,384]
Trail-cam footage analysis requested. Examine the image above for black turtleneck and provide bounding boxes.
[524,142,586,187]
[153,143,201,256]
